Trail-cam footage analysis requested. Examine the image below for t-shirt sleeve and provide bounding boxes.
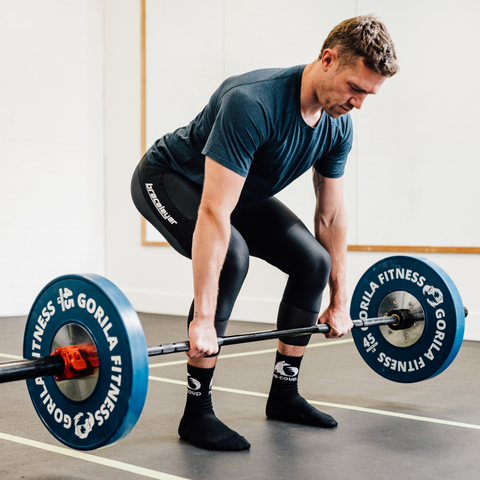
[314,115,353,178]
[202,89,267,177]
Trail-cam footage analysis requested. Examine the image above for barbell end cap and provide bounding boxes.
[387,309,416,331]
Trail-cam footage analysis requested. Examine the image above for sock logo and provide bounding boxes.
[274,361,298,381]
[187,374,202,396]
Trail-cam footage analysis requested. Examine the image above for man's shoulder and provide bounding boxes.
[231,65,304,84]
[218,65,304,100]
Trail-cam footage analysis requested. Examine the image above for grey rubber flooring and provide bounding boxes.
[1,312,479,480]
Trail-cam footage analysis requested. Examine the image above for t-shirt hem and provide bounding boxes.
[202,148,250,178]
[313,163,345,179]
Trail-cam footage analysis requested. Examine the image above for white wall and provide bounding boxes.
[0,1,105,317]
[354,0,480,247]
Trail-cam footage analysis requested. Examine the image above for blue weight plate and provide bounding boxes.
[23,274,149,450]
[351,256,465,383]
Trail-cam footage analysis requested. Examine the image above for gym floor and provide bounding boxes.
[1,312,479,480]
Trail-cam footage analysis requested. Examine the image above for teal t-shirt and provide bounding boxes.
[146,65,353,208]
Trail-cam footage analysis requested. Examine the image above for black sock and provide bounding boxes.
[178,364,250,451]
[266,352,337,428]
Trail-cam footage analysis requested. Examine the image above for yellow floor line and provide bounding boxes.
[0,432,189,480]
[148,375,480,431]
[148,339,353,368]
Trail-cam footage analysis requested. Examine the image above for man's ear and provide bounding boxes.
[320,48,338,71]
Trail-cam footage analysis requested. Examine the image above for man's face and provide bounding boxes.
[315,53,387,118]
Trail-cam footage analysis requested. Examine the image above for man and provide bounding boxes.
[132,14,398,451]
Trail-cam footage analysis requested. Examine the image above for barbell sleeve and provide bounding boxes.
[0,355,65,384]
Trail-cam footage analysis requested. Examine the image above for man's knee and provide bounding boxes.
[310,244,332,289]
[224,231,250,279]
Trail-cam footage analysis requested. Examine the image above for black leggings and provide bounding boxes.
[131,156,331,346]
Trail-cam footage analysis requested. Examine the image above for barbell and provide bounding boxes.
[0,255,467,450]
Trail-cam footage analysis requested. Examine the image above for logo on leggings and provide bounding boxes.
[273,361,298,381]
[145,183,178,225]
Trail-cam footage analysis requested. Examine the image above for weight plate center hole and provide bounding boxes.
[378,291,425,348]
[51,323,100,402]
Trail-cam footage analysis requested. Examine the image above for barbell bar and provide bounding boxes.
[1,305,469,383]
[0,312,406,383]
[0,255,468,450]
[147,312,404,356]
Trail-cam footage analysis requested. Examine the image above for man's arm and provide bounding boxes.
[188,157,246,358]
[313,170,353,339]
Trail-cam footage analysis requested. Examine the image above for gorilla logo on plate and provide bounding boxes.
[423,285,444,308]
[74,412,95,439]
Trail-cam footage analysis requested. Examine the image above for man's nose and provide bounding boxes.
[350,94,367,110]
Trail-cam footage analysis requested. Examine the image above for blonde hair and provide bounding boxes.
[320,14,399,77]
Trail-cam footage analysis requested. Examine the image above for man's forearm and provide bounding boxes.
[191,206,231,324]
[314,204,348,306]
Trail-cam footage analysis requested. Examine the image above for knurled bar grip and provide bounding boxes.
[146,315,400,356]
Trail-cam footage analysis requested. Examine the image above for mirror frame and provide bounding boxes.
[139,0,479,254]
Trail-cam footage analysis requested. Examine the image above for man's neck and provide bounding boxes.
[300,61,323,127]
